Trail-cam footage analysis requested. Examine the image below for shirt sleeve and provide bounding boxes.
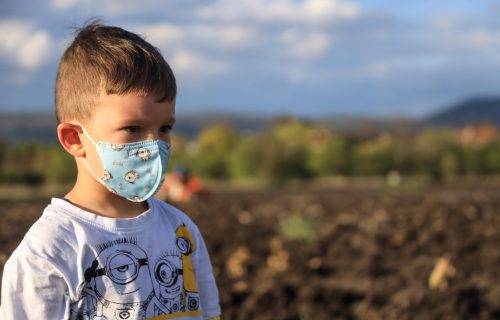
[191,228,222,319]
[1,253,70,320]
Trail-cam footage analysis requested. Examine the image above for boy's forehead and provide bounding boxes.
[92,93,175,122]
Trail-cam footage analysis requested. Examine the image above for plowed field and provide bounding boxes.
[1,186,500,319]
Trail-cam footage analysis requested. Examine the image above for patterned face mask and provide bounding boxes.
[82,128,170,202]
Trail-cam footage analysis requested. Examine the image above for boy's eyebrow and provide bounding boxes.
[114,116,176,125]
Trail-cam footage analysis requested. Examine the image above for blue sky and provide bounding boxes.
[1,0,499,118]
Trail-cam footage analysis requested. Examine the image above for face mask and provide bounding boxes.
[82,129,170,202]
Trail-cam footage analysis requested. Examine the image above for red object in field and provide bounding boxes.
[157,166,207,202]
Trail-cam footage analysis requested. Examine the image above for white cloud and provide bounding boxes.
[0,20,32,52]
[458,30,500,50]
[51,0,179,17]
[51,0,83,10]
[191,24,260,49]
[19,31,51,70]
[303,0,359,21]
[139,23,184,49]
[198,0,359,24]
[170,50,229,79]
[281,30,330,59]
[0,19,53,70]
[51,0,140,16]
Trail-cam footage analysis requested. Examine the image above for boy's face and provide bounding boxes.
[79,92,175,184]
[84,92,175,145]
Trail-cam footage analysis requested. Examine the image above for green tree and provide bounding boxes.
[483,141,500,174]
[307,134,350,176]
[461,145,486,175]
[439,148,462,179]
[197,125,238,154]
[191,125,239,179]
[271,119,311,148]
[1,142,44,185]
[40,146,76,185]
[256,134,312,184]
[167,134,193,171]
[228,136,260,179]
[413,129,458,181]
[351,133,396,176]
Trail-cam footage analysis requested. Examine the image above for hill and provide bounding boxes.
[423,97,500,127]
[3,96,500,143]
[0,111,414,144]
[0,112,273,143]
[0,113,58,143]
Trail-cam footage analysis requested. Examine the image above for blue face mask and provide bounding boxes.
[83,129,170,202]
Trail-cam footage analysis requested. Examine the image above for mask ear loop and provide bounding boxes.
[80,127,109,189]
[81,127,99,147]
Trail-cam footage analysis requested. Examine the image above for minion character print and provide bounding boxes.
[70,226,202,320]
[71,238,155,320]
[152,225,201,317]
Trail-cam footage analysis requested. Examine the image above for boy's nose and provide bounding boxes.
[145,132,158,141]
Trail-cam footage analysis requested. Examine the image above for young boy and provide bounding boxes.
[0,22,221,320]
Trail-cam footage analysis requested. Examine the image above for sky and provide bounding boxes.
[1,0,500,119]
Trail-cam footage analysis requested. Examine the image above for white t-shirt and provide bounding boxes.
[0,198,221,320]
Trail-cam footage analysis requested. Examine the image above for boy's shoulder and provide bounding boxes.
[7,198,82,272]
[12,198,201,260]
[149,197,201,233]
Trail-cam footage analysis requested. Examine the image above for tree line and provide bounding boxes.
[1,119,500,186]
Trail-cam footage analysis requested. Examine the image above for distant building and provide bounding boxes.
[458,124,498,145]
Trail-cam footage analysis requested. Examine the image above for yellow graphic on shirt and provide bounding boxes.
[175,224,198,293]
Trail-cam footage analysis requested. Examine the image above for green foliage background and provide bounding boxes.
[2,119,500,186]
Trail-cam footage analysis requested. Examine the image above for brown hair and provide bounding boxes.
[55,20,176,123]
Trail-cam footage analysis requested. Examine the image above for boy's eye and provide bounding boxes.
[125,126,141,133]
[160,125,173,134]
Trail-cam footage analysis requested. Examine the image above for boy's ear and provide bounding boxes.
[57,123,86,157]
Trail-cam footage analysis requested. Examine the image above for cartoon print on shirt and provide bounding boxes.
[71,226,201,320]
[153,252,185,314]
[71,237,155,320]
[152,225,200,316]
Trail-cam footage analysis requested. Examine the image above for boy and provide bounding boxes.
[0,22,221,320]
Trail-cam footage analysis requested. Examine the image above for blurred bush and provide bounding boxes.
[0,142,75,185]
[2,119,500,186]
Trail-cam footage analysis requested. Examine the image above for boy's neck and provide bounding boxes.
[65,174,149,219]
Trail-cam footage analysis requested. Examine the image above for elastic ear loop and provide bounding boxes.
[80,128,111,190]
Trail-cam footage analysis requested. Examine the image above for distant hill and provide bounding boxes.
[0,112,274,143]
[0,110,417,144]
[423,97,500,127]
[0,113,58,143]
[3,97,500,143]
[174,112,271,137]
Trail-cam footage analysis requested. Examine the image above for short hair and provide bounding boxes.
[55,20,176,123]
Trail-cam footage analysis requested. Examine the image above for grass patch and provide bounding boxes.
[280,214,318,242]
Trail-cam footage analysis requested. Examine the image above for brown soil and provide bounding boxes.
[1,186,500,319]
